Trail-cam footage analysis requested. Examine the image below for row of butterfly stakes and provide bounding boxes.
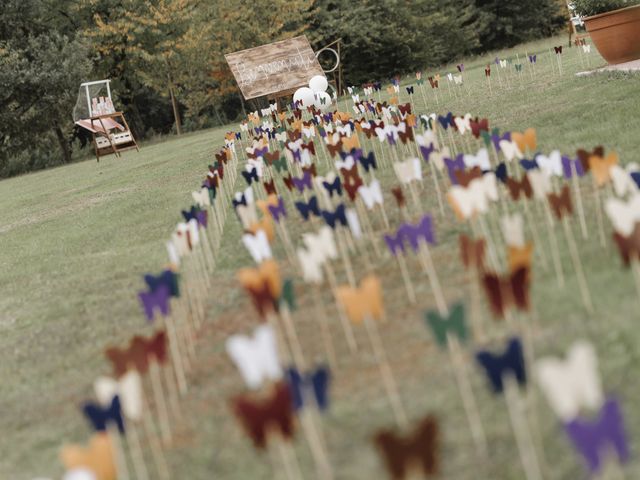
[55,87,639,480]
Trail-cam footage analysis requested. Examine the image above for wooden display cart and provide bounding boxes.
[76,112,139,162]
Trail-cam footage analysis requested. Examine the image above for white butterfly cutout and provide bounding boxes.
[335,155,355,171]
[499,59,507,68]
[447,73,453,82]
[94,370,143,421]
[287,139,303,152]
[454,75,463,85]
[501,213,525,248]
[358,179,384,209]
[337,124,353,136]
[240,123,249,132]
[416,130,437,148]
[226,325,282,390]
[527,170,552,200]
[535,341,603,421]
[297,247,324,284]
[270,103,278,113]
[303,226,338,263]
[392,84,400,93]
[260,108,270,117]
[63,469,97,480]
[242,229,272,263]
[351,106,360,115]
[363,86,373,96]
[262,120,273,131]
[236,204,258,229]
[536,151,563,177]
[172,224,191,256]
[247,159,264,178]
[463,148,491,170]
[187,219,200,247]
[499,140,523,162]
[275,131,287,143]
[192,188,211,207]
[582,44,591,54]
[604,194,640,236]
[454,114,472,135]
[610,165,638,198]
[346,208,362,239]
[448,173,498,219]
[351,94,360,103]
[166,240,180,266]
[393,158,422,184]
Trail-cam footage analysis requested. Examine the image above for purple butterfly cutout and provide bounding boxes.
[138,284,171,322]
[386,132,396,146]
[397,214,435,251]
[561,155,585,179]
[492,132,511,152]
[322,177,342,197]
[383,231,406,256]
[445,154,465,184]
[340,148,362,161]
[320,204,347,229]
[295,196,320,221]
[494,57,500,65]
[564,398,629,475]
[529,54,537,64]
[475,337,526,393]
[268,197,287,222]
[437,112,453,130]
[292,171,313,193]
[457,64,464,73]
[419,144,435,164]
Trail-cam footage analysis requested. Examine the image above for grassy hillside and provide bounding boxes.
[1,34,640,479]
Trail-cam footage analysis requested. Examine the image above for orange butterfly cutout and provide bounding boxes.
[511,128,537,153]
[459,234,485,271]
[237,260,281,317]
[336,275,383,324]
[334,111,352,123]
[507,243,534,274]
[247,215,275,243]
[589,151,618,187]
[61,433,116,480]
[341,134,361,151]
[389,96,399,105]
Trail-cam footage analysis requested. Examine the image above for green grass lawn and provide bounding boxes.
[1,34,640,479]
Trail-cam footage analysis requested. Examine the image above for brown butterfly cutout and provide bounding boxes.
[105,330,167,377]
[547,185,573,220]
[215,150,227,164]
[398,126,414,144]
[613,223,640,267]
[283,174,294,191]
[237,260,281,318]
[302,141,315,156]
[454,167,483,188]
[459,234,486,271]
[263,179,277,195]
[232,382,294,450]
[326,141,343,158]
[374,415,439,480]
[293,109,302,120]
[287,130,301,142]
[506,175,533,201]
[576,146,604,172]
[482,266,530,318]
[264,150,280,164]
[391,187,406,208]
[398,103,412,116]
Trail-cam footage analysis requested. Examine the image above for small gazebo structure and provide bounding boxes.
[73,79,139,161]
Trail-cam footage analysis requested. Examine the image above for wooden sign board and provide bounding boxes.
[225,36,325,100]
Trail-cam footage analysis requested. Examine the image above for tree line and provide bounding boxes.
[0,0,565,178]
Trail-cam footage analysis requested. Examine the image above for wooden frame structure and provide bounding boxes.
[76,112,139,162]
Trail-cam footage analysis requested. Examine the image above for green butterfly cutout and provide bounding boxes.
[272,156,288,173]
[280,279,296,311]
[515,64,523,72]
[208,186,216,203]
[416,79,425,86]
[424,303,467,348]
[480,127,500,148]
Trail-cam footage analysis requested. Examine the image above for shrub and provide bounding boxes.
[572,0,640,17]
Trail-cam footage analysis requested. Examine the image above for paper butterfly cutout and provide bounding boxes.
[459,234,485,271]
[303,226,338,263]
[297,246,324,284]
[292,171,313,193]
[192,187,211,207]
[589,151,619,187]
[507,244,534,274]
[499,140,523,162]
[527,170,552,200]
[512,128,537,153]
[374,415,439,479]
[454,167,483,188]
[242,166,259,185]
[564,398,629,475]
[605,194,640,237]
[226,324,281,390]
[346,208,362,239]
[336,275,383,324]
[547,185,573,220]
[94,371,143,422]
[463,148,490,171]
[393,157,422,184]
[535,341,603,421]
[321,204,348,229]
[610,165,638,197]
[105,330,167,377]
[242,229,272,263]
[63,467,99,480]
[554,46,563,54]
[61,433,115,480]
[286,366,330,411]
[501,213,525,248]
[481,267,530,318]
[138,284,171,323]
[237,260,281,318]
[519,158,539,171]
[391,187,406,208]
[267,196,287,222]
[82,395,125,434]
[295,196,321,221]
[358,151,377,172]
[612,222,640,267]
[322,175,342,197]
[398,214,436,251]
[447,174,498,220]
[232,382,295,449]
[528,54,537,63]
[425,303,467,348]
[358,179,384,209]
[476,337,526,393]
[576,146,604,172]
[535,150,563,177]
[506,175,533,201]
[444,154,465,184]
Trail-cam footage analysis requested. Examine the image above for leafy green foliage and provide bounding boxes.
[572,0,640,16]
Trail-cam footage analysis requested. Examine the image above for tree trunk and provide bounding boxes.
[54,126,72,164]
[168,77,182,136]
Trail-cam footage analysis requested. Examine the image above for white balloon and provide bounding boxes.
[314,91,332,111]
[293,87,315,107]
[309,75,328,93]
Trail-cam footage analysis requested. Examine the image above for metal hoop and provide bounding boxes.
[315,47,340,73]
